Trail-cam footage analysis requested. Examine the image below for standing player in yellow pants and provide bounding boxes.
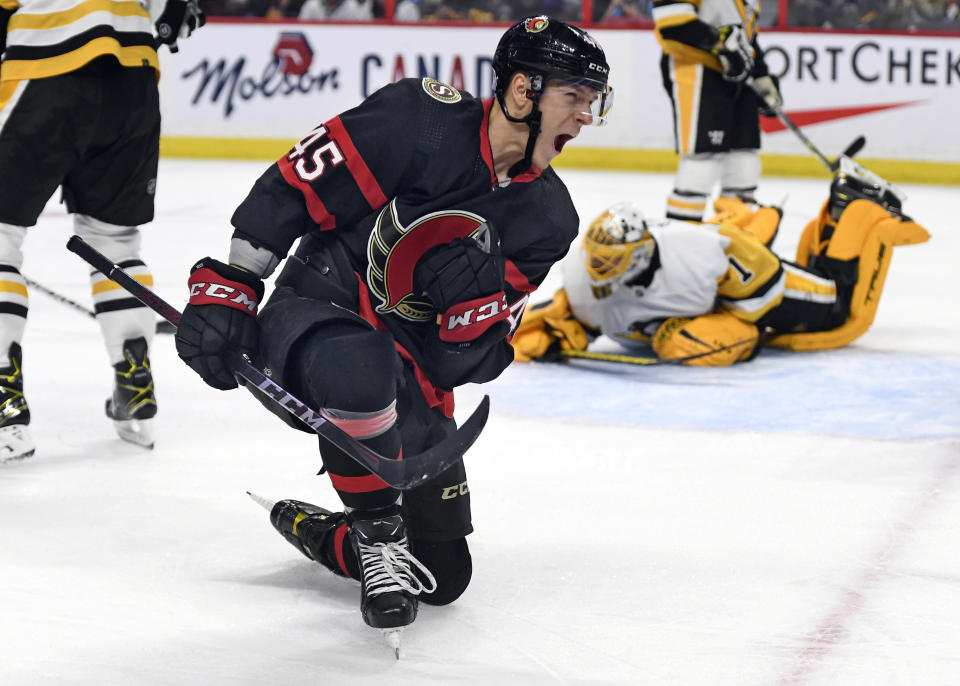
[653,0,782,221]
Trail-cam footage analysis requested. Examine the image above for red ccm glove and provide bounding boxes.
[174,258,264,390]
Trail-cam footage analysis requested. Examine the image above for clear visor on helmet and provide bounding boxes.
[541,76,614,127]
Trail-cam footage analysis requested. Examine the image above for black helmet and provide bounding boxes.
[493,16,610,100]
[492,17,613,177]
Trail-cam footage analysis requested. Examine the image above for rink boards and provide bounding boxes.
[156,21,960,183]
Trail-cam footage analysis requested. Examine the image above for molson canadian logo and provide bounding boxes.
[367,200,492,322]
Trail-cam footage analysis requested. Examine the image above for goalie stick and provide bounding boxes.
[23,275,177,334]
[546,337,758,366]
[66,236,489,490]
[746,77,866,173]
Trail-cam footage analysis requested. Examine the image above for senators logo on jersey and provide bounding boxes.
[421,78,461,103]
[366,200,493,322]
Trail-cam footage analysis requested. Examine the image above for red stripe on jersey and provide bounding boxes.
[276,157,336,230]
[333,523,352,577]
[511,166,543,183]
[326,116,388,210]
[479,99,497,189]
[354,274,455,418]
[505,258,536,294]
[328,472,391,493]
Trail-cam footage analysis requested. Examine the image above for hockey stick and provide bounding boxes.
[547,336,757,366]
[66,236,489,490]
[24,275,177,334]
[746,78,865,172]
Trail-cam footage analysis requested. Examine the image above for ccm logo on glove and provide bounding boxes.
[439,291,510,343]
[188,267,260,314]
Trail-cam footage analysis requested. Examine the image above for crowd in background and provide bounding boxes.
[202,0,960,30]
[786,0,959,30]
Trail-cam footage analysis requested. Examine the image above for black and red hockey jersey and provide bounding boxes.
[231,77,580,397]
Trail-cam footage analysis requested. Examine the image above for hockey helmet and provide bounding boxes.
[581,202,656,286]
[828,156,906,221]
[493,16,613,127]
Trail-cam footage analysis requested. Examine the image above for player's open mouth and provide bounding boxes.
[555,134,573,153]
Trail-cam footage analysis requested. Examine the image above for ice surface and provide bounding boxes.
[1,160,957,685]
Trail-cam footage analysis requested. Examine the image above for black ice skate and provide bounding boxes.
[105,337,157,449]
[247,492,350,575]
[0,342,35,462]
[349,505,437,656]
[248,492,436,657]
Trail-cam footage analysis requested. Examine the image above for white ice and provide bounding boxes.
[1,160,958,686]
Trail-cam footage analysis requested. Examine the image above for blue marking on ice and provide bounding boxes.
[486,348,960,440]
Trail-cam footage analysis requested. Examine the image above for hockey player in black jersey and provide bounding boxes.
[174,16,613,650]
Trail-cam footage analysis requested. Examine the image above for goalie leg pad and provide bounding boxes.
[793,202,831,267]
[652,312,760,366]
[511,289,589,362]
[741,206,781,248]
[768,209,929,351]
[709,196,753,227]
[708,198,781,248]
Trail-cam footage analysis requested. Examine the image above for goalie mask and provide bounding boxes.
[829,156,907,221]
[581,203,656,287]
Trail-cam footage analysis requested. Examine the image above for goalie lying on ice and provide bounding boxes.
[511,158,930,366]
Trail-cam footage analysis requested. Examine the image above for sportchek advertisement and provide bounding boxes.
[158,23,960,163]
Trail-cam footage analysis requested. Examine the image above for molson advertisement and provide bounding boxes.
[158,22,960,177]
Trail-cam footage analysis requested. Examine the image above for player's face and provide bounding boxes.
[533,80,601,168]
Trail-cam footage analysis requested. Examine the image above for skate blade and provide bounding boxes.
[246,491,279,513]
[0,448,35,463]
[0,425,36,463]
[382,628,403,660]
[112,418,155,449]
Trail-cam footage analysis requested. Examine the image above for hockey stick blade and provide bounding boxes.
[65,235,489,489]
[841,136,866,160]
[829,136,867,172]
[552,337,757,366]
[555,349,661,365]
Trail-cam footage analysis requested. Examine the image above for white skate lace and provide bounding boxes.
[358,536,438,598]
